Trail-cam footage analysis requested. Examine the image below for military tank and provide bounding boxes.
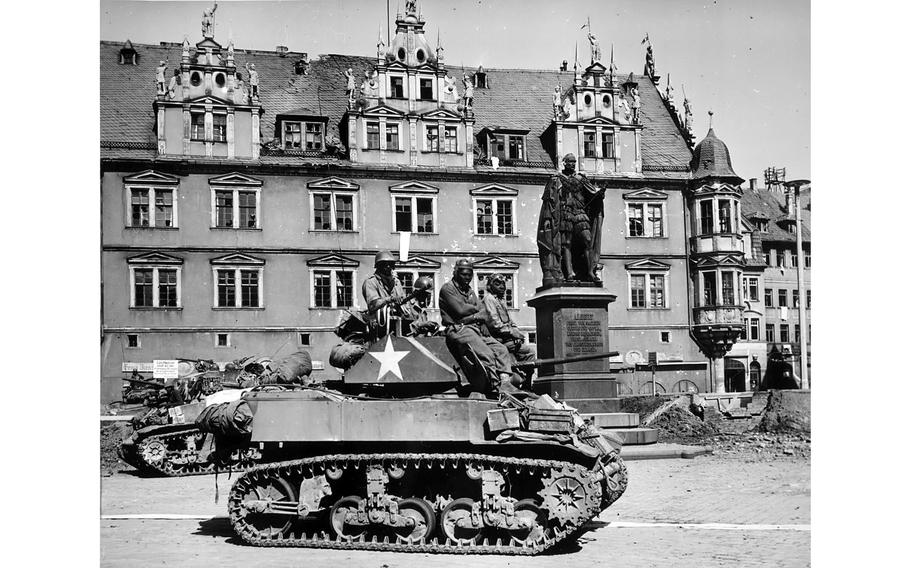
[218,325,628,555]
[120,352,311,476]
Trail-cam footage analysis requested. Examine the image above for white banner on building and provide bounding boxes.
[153,359,180,380]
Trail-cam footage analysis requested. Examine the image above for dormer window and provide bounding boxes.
[283,121,324,150]
[474,69,487,89]
[489,134,525,161]
[390,76,405,98]
[118,45,138,65]
[418,78,434,101]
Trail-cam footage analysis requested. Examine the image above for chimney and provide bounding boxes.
[276,45,289,57]
[749,178,757,191]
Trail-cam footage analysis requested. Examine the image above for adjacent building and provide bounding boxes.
[100,2,782,402]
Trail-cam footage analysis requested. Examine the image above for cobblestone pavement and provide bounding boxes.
[101,454,810,567]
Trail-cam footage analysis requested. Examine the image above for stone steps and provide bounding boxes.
[582,412,640,428]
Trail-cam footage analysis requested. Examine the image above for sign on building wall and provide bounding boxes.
[153,359,180,379]
[122,362,155,373]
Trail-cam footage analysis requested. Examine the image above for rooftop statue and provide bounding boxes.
[537,154,606,286]
[587,32,602,63]
[155,60,167,96]
[202,2,218,39]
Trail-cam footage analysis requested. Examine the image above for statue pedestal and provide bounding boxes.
[527,286,619,412]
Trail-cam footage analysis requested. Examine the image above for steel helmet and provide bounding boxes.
[374,250,396,266]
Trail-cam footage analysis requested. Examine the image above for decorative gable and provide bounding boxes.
[307,177,360,191]
[625,258,671,271]
[122,170,180,186]
[579,115,620,126]
[397,256,442,269]
[622,188,668,201]
[208,172,263,187]
[210,253,265,266]
[363,104,406,118]
[419,107,463,120]
[692,254,744,269]
[469,184,518,196]
[306,253,360,267]
[389,181,439,194]
[472,256,521,270]
[127,251,184,265]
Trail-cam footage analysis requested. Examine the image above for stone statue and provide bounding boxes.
[344,68,356,101]
[155,60,167,95]
[645,44,655,77]
[406,0,418,14]
[552,86,562,119]
[630,86,641,123]
[463,74,475,108]
[227,41,234,63]
[683,97,693,133]
[245,63,259,98]
[562,92,574,121]
[617,93,631,122]
[587,32,602,63]
[202,2,218,39]
[360,69,379,97]
[443,75,458,101]
[167,69,180,100]
[537,154,606,286]
[437,44,445,63]
[665,80,675,107]
[234,73,248,104]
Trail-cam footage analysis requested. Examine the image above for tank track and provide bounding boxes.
[134,429,260,477]
[228,451,627,555]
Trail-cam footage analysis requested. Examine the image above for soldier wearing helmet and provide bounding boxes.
[361,251,419,323]
[481,273,537,388]
[439,259,517,395]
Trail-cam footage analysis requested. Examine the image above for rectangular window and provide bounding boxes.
[426,125,440,152]
[721,271,735,305]
[238,191,257,228]
[217,269,236,307]
[304,122,323,150]
[744,277,759,302]
[240,270,259,308]
[416,197,434,232]
[474,198,514,236]
[804,252,811,268]
[630,275,646,308]
[647,204,664,237]
[385,123,399,150]
[766,324,775,343]
[444,126,458,152]
[312,269,353,308]
[134,268,153,307]
[158,268,178,307]
[394,197,412,232]
[419,78,434,100]
[217,333,230,347]
[394,196,435,233]
[703,271,716,306]
[299,333,310,346]
[311,192,356,231]
[283,121,302,149]
[778,289,788,307]
[602,132,615,158]
[777,250,786,268]
[212,114,227,142]
[780,324,790,343]
[628,204,644,237]
[507,135,524,160]
[335,194,354,231]
[718,199,732,233]
[154,190,173,227]
[390,76,404,98]
[477,273,514,307]
[649,275,665,308]
[313,270,332,308]
[313,194,332,230]
[583,129,597,158]
[496,200,513,235]
[490,134,505,159]
[190,112,205,140]
[131,189,150,227]
[660,331,671,343]
[699,200,714,235]
[749,318,760,341]
[763,251,771,265]
[792,290,799,308]
[215,190,234,228]
[476,200,493,235]
[366,122,380,149]
[807,290,811,309]
[126,334,139,348]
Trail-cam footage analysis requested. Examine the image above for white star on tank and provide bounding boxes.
[368,336,410,380]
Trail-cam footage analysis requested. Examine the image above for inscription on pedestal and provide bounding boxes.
[554,307,608,373]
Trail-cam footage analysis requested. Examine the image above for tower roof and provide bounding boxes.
[691,128,743,184]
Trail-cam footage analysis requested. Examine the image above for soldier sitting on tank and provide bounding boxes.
[439,259,518,396]
[481,272,537,389]
[361,250,437,337]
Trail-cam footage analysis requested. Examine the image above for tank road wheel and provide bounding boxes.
[440,497,481,545]
[396,498,436,543]
[510,499,548,546]
[329,496,365,540]
[140,439,166,465]
[242,476,297,538]
[539,466,601,528]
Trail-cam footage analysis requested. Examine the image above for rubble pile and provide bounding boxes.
[101,422,134,476]
[713,432,811,461]
[758,390,811,434]
[650,405,719,444]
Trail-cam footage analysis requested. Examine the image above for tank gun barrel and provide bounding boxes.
[123,377,167,389]
[514,350,619,369]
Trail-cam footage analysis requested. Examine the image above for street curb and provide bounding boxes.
[620,443,713,460]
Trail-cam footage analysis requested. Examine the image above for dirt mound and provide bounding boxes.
[758,390,810,434]
[620,395,668,418]
[651,406,720,444]
[101,422,134,476]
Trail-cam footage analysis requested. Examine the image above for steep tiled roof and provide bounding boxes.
[740,186,811,244]
[691,128,743,183]
[101,41,692,172]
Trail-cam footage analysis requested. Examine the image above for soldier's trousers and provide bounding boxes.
[445,325,512,393]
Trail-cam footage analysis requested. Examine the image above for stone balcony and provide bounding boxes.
[694,305,743,326]
[692,305,744,359]
[690,233,744,255]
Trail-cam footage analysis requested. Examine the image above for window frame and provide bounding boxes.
[472,196,516,236]
[309,268,358,309]
[747,317,760,341]
[601,131,615,159]
[764,288,774,307]
[366,121,381,150]
[210,185,261,230]
[628,271,668,309]
[129,265,182,309]
[488,133,526,161]
[125,185,178,229]
[309,189,358,232]
[212,266,264,309]
[389,75,405,99]
[778,289,788,308]
[626,201,665,238]
[417,77,435,101]
[385,122,401,151]
[395,269,440,309]
[780,323,790,343]
[391,194,437,234]
[765,323,775,343]
[190,111,206,141]
[744,276,760,302]
[475,271,516,309]
[212,112,227,143]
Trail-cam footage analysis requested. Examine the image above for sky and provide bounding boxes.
[100,0,810,180]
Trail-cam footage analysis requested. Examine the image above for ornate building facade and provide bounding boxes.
[100,3,758,402]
